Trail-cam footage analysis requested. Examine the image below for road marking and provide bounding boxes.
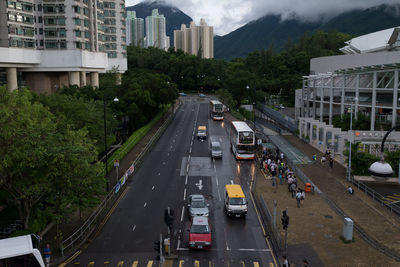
[185,174,188,185]
[240,261,245,267]
[180,206,185,222]
[152,186,155,190]
[177,247,189,250]
[194,260,200,267]
[237,248,271,252]
[87,262,94,267]
[144,202,147,207]
[195,179,203,190]
[158,173,161,176]
[216,176,221,201]
[186,164,189,173]
[117,261,124,267]
[177,238,181,249]
[132,225,136,231]
[179,260,184,267]
[58,250,81,267]
[189,147,192,154]
[230,180,234,184]
[226,240,230,250]
[103,262,110,265]
[131,261,138,267]
[183,188,187,200]
[253,262,260,267]
[188,155,191,162]
[146,261,153,267]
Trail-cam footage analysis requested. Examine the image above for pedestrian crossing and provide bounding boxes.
[382,192,400,205]
[69,259,274,267]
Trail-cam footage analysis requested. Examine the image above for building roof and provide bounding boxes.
[340,27,400,54]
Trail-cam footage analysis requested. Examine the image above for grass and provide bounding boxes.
[106,108,167,171]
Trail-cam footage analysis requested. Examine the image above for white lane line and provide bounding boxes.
[237,248,271,252]
[177,248,190,251]
[180,206,185,222]
[177,239,181,249]
[230,180,234,184]
[158,173,161,176]
[143,202,147,207]
[185,175,188,185]
[183,188,187,201]
[189,147,192,154]
[152,186,155,190]
[188,155,191,163]
[190,141,193,147]
[186,164,189,173]
[226,240,230,251]
[132,225,136,232]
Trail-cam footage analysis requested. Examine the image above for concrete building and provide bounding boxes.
[296,27,400,156]
[126,11,144,47]
[0,0,127,93]
[174,19,213,59]
[145,9,169,50]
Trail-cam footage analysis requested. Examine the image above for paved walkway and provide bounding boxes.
[255,133,400,266]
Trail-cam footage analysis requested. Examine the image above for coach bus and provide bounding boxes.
[0,234,45,267]
[209,100,224,120]
[230,121,255,160]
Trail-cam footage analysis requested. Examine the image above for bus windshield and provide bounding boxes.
[214,104,223,112]
[238,132,253,144]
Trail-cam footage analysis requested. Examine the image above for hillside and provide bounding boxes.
[126,1,192,47]
[215,4,400,60]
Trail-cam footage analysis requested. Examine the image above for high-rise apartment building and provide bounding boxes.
[145,9,169,50]
[174,19,213,59]
[126,11,144,47]
[0,0,127,93]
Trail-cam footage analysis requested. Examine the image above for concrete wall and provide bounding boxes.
[0,47,41,66]
[310,51,400,74]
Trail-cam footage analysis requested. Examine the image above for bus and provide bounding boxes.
[0,234,45,267]
[209,100,224,121]
[230,121,255,160]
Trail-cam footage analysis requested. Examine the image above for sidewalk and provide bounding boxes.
[255,134,400,266]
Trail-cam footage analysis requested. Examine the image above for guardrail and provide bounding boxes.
[59,103,179,258]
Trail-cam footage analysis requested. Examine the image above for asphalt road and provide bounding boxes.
[68,95,275,266]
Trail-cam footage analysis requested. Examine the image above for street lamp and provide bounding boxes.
[347,97,357,182]
[104,95,119,192]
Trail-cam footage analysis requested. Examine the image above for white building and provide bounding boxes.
[145,9,169,50]
[174,19,214,59]
[126,11,144,47]
[296,27,400,156]
[0,0,127,93]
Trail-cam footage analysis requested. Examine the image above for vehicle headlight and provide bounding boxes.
[228,209,233,212]
[205,242,211,245]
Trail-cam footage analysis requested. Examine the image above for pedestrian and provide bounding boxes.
[329,157,334,168]
[43,243,51,267]
[280,152,284,160]
[296,190,302,208]
[312,154,317,161]
[279,169,284,185]
[347,185,354,195]
[282,255,289,267]
[272,176,277,193]
[290,183,297,198]
[301,189,305,203]
[303,259,310,267]
[320,155,326,165]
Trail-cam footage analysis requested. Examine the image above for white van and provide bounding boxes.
[210,141,222,158]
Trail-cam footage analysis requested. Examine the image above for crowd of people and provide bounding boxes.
[260,148,306,208]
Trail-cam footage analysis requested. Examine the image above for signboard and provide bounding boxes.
[114,159,119,167]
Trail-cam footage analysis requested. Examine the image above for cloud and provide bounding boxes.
[125,0,400,35]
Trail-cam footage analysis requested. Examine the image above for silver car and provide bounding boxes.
[188,194,209,217]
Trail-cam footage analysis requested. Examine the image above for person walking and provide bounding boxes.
[282,255,289,267]
[347,185,354,195]
[329,157,334,169]
[301,189,305,204]
[290,183,297,198]
[279,169,284,185]
[43,243,51,267]
[296,190,302,208]
[320,155,326,165]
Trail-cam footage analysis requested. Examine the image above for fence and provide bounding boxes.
[59,103,179,258]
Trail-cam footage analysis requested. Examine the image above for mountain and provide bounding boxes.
[215,4,400,60]
[126,1,192,47]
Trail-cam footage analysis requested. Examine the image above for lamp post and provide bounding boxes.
[104,95,119,192]
[246,85,256,132]
[347,98,357,182]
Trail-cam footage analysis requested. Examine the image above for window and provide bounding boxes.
[7,1,15,8]
[24,15,33,24]
[25,40,34,48]
[60,41,67,48]
[75,41,81,48]
[40,40,44,46]
[22,3,33,11]
[15,2,22,9]
[83,8,89,16]
[43,5,55,12]
[45,41,58,49]
[74,18,81,25]
[8,14,15,21]
[85,42,90,49]
[39,28,43,34]
[58,17,66,25]
[84,19,89,27]
[59,29,66,37]
[84,31,89,38]
[58,5,65,12]
[45,29,57,37]
[73,6,81,13]
[38,16,42,23]
[16,14,23,22]
[45,17,55,25]
[24,28,34,36]
[75,30,81,37]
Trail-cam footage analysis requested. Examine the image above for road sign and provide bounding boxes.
[195,179,203,190]
[114,159,119,167]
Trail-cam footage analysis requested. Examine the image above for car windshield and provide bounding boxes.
[198,130,206,134]
[212,145,221,151]
[190,224,210,234]
[191,200,206,208]
[229,197,246,205]
[239,132,253,144]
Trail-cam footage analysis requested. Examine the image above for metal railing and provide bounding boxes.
[59,104,179,258]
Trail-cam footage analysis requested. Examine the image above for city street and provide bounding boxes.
[68,96,275,266]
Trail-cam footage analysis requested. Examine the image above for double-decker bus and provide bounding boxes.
[230,121,255,160]
[0,234,45,267]
[209,100,224,121]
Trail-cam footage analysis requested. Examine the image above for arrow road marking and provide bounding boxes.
[132,225,136,232]
[195,179,203,190]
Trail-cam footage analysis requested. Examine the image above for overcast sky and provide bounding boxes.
[125,0,400,35]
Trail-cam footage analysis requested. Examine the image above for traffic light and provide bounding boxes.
[281,210,289,230]
[154,240,161,252]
